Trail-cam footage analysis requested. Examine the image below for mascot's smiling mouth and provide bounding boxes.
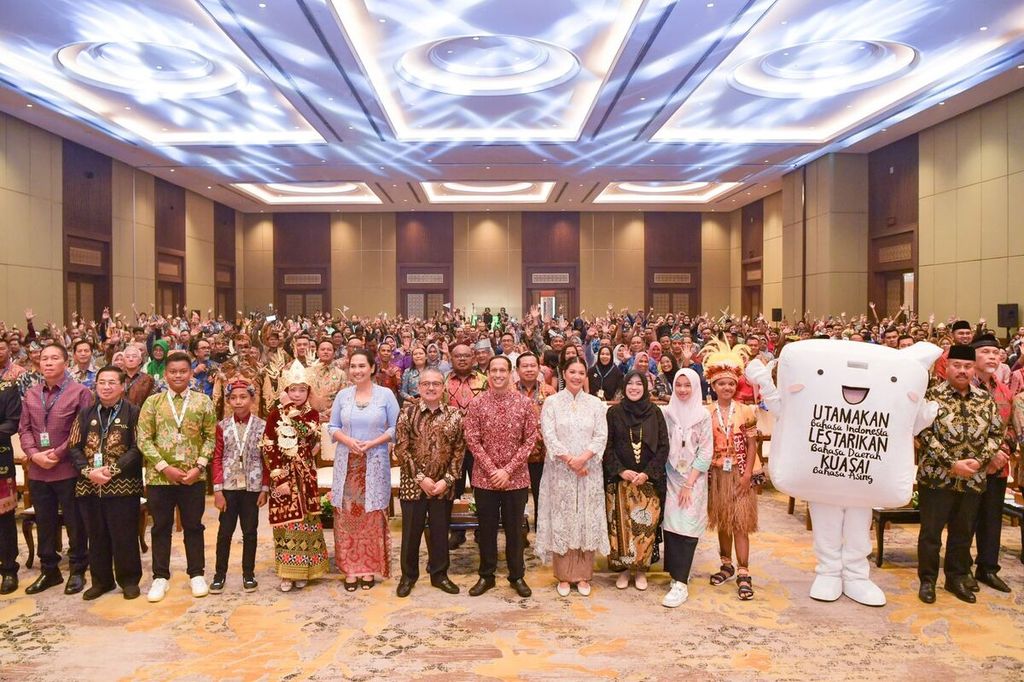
[842,386,870,405]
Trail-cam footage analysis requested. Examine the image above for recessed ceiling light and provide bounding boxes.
[169,169,174,172]
[485,166,491,170]
[207,186,212,189]
[706,2,714,6]
[258,2,266,7]
[780,20,787,25]
[1018,64,1024,69]
[979,26,988,31]
[939,101,945,105]
[472,36,480,41]
[639,96,646,101]
[378,18,386,23]
[25,103,32,107]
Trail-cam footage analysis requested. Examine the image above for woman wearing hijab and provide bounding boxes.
[536,358,609,597]
[603,371,669,591]
[587,346,624,402]
[146,338,169,383]
[613,344,631,375]
[425,343,451,375]
[660,368,713,608]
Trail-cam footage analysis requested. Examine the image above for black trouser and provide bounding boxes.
[973,475,1007,574]
[664,531,699,584]
[148,483,206,579]
[79,495,142,589]
[400,497,452,581]
[214,490,261,578]
[29,477,88,574]
[475,487,528,582]
[528,461,543,531]
[0,510,17,577]
[917,486,981,584]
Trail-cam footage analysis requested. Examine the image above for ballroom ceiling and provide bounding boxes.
[1,0,1023,212]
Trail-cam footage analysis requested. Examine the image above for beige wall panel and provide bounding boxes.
[980,98,1008,181]
[242,215,274,312]
[918,128,934,198]
[954,184,981,262]
[932,119,958,194]
[185,191,215,311]
[918,195,935,266]
[763,191,783,240]
[29,126,59,201]
[917,265,934,318]
[829,155,868,214]
[3,117,32,195]
[454,212,521,318]
[825,212,868,274]
[1008,256,1024,310]
[954,260,981,321]
[955,109,983,188]
[931,191,957,264]
[803,215,819,275]
[979,177,1008,260]
[978,258,1007,324]
[729,209,742,314]
[1009,171,1024,257]
[701,213,730,251]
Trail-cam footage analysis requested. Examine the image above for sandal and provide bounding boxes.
[737,573,754,601]
[709,562,735,586]
[359,576,375,590]
[344,580,359,593]
[615,572,630,590]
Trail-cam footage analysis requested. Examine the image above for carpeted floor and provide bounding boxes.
[1,490,1022,681]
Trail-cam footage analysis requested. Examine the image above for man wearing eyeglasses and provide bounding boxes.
[393,368,465,598]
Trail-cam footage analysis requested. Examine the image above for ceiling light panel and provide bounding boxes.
[653,0,1024,144]
[594,181,741,204]
[233,181,381,205]
[327,0,644,142]
[422,181,556,203]
[0,0,323,146]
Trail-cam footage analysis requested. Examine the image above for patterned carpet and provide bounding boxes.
[1,490,1022,681]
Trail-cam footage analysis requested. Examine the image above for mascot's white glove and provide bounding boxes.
[744,358,773,389]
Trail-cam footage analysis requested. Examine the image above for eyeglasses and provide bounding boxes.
[96,380,122,387]
[419,381,443,388]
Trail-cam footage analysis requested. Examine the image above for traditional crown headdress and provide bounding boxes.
[702,336,751,385]
[280,359,311,388]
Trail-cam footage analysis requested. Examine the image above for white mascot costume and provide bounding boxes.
[744,340,941,606]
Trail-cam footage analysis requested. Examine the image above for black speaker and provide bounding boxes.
[997,303,1019,329]
[771,308,783,322]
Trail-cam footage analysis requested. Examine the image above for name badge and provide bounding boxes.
[722,457,733,473]
[39,432,50,448]
[93,451,103,468]
[597,389,605,400]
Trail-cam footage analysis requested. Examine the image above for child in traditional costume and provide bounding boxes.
[261,360,329,592]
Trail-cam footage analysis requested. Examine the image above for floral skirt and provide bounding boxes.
[707,466,758,534]
[273,513,330,580]
[605,481,660,571]
[333,454,391,578]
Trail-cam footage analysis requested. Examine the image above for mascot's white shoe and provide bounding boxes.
[843,579,886,607]
[809,575,843,602]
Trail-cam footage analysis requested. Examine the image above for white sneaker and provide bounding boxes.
[294,580,308,590]
[147,578,169,603]
[577,581,592,597]
[662,580,689,608]
[556,582,571,597]
[190,576,209,598]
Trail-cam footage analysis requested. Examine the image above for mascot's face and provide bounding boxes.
[781,341,937,411]
[770,339,942,508]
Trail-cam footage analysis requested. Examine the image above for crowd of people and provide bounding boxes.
[0,302,1021,607]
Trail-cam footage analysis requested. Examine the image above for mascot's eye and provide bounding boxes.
[816,369,823,375]
[890,376,897,383]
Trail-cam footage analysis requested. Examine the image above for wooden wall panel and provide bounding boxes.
[273,213,331,314]
[213,202,235,263]
[154,178,186,253]
[644,212,702,266]
[522,212,580,264]
[869,134,918,236]
[741,200,764,261]
[396,212,454,264]
[62,139,112,239]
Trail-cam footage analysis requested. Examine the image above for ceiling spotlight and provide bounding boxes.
[378,18,386,23]
[207,186,212,189]
[639,96,646,101]
[1018,64,1024,69]
[169,169,175,172]
[706,2,714,6]
[939,101,945,105]
[258,2,266,7]
[979,26,988,31]
[25,103,32,107]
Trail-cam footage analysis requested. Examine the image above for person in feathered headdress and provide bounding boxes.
[702,337,761,601]
[260,360,329,592]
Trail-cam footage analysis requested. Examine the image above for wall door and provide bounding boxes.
[881,270,914,316]
[156,282,182,317]
[66,275,102,325]
[403,291,446,319]
[650,290,693,316]
[283,291,325,317]
[530,289,571,321]
[742,285,762,319]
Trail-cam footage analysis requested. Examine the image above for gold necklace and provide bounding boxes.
[629,425,643,464]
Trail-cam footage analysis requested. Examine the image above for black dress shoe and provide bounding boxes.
[944,579,977,603]
[430,576,460,594]
[448,531,466,550]
[976,570,1011,593]
[242,576,259,592]
[396,578,415,598]
[25,571,63,595]
[64,573,86,595]
[963,574,979,592]
[0,575,17,595]
[510,578,532,598]
[82,584,115,601]
[918,581,936,604]
[122,585,141,600]
[209,575,226,594]
[468,577,496,597]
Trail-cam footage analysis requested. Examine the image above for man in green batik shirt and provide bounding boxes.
[137,351,217,603]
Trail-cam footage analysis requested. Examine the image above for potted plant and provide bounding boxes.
[320,493,334,529]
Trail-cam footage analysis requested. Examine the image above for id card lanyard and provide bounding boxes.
[39,377,69,448]
[94,400,123,468]
[166,390,192,443]
[714,401,735,472]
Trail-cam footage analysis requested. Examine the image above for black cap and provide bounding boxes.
[951,320,971,332]
[971,333,999,350]
[947,344,976,362]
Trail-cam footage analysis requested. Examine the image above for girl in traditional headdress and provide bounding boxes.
[703,338,760,601]
[261,360,330,592]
